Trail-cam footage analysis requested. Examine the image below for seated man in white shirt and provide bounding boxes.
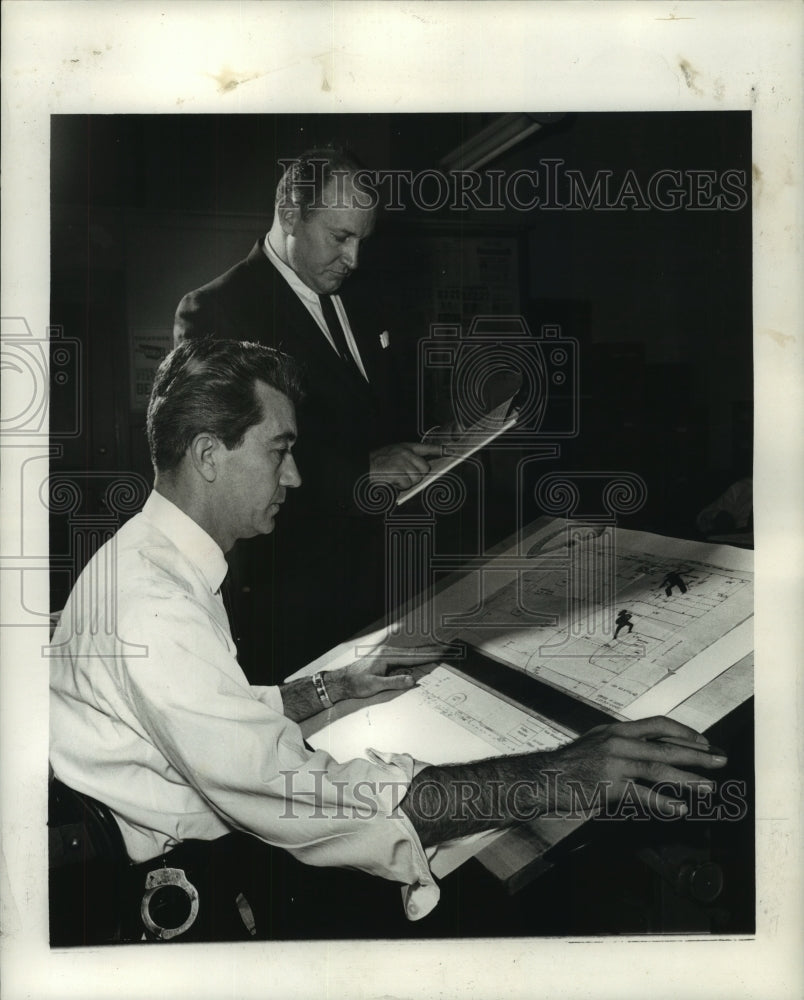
[49,338,728,943]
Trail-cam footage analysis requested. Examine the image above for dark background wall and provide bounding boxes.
[50,112,752,610]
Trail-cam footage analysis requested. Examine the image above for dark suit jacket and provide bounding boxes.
[174,239,412,678]
[175,239,410,513]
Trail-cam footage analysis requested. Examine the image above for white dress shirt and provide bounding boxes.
[49,491,438,919]
[261,235,369,380]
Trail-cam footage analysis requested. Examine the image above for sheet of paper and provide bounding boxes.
[308,666,573,876]
[668,653,753,732]
[397,397,517,505]
[441,525,753,723]
[624,616,753,720]
[310,665,572,763]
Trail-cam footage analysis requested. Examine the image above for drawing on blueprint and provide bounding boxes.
[441,528,753,717]
[416,668,572,753]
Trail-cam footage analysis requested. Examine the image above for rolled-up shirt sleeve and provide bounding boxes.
[109,591,439,919]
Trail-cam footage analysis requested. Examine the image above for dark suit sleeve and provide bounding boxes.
[174,289,209,345]
[174,284,243,346]
[173,258,262,347]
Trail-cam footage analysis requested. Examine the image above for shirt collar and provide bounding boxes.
[141,491,229,595]
[262,233,321,306]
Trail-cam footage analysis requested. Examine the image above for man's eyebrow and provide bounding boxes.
[269,431,297,445]
[329,224,373,238]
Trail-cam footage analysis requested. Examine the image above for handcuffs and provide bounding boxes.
[140,866,200,941]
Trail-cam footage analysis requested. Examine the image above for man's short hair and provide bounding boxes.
[147,338,304,473]
[275,146,372,216]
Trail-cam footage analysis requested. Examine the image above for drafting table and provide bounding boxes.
[293,517,754,897]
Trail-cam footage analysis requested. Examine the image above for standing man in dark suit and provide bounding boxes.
[175,148,441,680]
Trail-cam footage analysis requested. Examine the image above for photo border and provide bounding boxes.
[2,3,801,998]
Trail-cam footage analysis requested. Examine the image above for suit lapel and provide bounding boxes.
[241,242,371,400]
[338,282,396,395]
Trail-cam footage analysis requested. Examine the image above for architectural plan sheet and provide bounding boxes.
[308,666,575,875]
[310,665,574,763]
[438,523,753,723]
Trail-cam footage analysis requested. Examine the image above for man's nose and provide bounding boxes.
[281,453,302,488]
[341,239,360,271]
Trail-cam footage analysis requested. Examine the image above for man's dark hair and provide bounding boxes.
[275,146,373,216]
[146,338,304,473]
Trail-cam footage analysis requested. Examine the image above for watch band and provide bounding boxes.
[312,671,333,710]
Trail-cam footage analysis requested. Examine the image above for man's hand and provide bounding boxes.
[402,715,728,847]
[326,644,447,702]
[279,645,446,722]
[532,716,727,818]
[369,443,444,490]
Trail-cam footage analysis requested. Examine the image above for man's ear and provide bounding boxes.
[277,204,302,236]
[188,433,220,483]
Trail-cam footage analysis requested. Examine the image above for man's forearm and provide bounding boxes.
[400,756,545,847]
[400,720,723,847]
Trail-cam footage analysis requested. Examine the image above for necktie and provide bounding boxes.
[319,294,360,375]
